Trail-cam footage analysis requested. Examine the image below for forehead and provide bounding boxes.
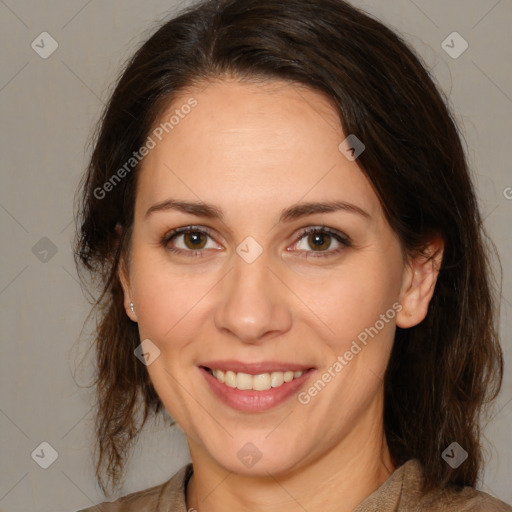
[135,78,382,222]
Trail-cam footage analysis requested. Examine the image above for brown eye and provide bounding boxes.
[161,226,221,257]
[183,231,208,250]
[291,227,351,258]
[307,231,331,251]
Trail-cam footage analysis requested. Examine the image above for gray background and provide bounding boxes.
[1,1,511,511]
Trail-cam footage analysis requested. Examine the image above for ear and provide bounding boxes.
[118,251,138,323]
[396,237,444,329]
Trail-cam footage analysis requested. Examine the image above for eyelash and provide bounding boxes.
[160,225,351,259]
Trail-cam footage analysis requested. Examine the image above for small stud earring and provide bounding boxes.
[130,302,135,313]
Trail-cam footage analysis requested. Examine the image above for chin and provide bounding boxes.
[202,435,310,477]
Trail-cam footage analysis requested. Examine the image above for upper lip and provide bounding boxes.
[200,360,315,375]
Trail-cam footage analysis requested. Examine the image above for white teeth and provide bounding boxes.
[253,373,271,391]
[214,369,225,383]
[236,372,253,390]
[270,371,284,388]
[284,371,294,382]
[210,369,305,390]
[225,370,236,388]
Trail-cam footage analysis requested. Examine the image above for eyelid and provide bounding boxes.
[163,224,215,240]
[294,226,351,244]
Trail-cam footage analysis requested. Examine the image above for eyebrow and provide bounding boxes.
[144,199,371,222]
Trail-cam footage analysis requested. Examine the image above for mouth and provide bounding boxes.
[202,367,308,391]
[198,361,316,412]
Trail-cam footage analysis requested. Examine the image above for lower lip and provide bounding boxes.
[200,367,315,412]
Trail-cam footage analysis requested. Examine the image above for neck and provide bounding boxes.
[186,409,394,512]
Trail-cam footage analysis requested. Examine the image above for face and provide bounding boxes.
[119,78,437,476]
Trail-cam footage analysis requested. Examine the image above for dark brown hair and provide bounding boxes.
[74,0,504,496]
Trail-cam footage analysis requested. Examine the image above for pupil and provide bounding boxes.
[185,232,206,249]
[309,232,330,251]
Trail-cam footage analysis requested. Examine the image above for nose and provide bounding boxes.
[214,248,293,344]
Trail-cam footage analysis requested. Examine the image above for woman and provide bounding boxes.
[74,0,511,510]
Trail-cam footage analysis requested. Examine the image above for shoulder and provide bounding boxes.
[75,463,193,512]
[400,459,512,512]
[414,486,512,511]
[419,486,512,511]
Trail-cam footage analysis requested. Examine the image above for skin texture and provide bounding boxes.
[119,78,443,512]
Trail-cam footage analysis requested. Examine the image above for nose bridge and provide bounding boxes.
[214,245,292,343]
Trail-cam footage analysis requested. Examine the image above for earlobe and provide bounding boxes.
[396,238,444,329]
[118,257,137,322]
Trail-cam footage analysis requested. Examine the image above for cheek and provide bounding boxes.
[293,255,402,348]
[129,252,221,350]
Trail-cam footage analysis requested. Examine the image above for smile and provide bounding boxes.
[199,362,316,412]
[207,368,304,391]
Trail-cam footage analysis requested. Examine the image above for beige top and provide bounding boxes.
[77,459,512,511]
